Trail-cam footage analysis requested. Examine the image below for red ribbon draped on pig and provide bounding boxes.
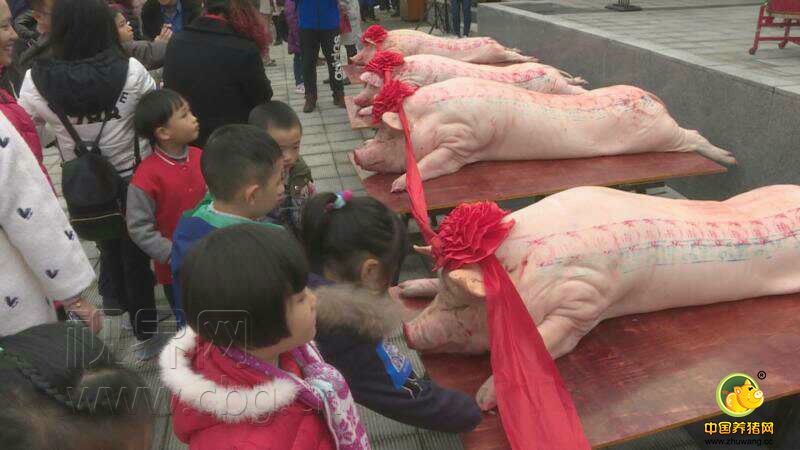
[375,73,590,449]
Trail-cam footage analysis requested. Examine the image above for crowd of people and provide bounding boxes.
[0,0,482,449]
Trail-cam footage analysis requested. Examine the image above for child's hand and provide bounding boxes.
[64,298,104,334]
[307,181,315,196]
[156,25,173,43]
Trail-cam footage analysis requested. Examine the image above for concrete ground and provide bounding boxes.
[487,0,800,93]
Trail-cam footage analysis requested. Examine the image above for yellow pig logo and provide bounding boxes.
[716,373,764,417]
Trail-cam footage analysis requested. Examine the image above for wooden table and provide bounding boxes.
[393,289,800,449]
[350,151,727,214]
[343,64,365,85]
[346,96,376,130]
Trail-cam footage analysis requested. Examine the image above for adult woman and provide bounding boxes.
[19,0,161,359]
[0,0,98,338]
[163,0,272,147]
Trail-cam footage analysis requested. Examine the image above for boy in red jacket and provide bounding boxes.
[127,89,206,348]
[160,224,371,450]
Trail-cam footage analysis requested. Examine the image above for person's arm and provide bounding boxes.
[123,39,168,70]
[0,116,98,326]
[240,46,273,107]
[18,70,45,128]
[318,336,482,433]
[126,183,172,264]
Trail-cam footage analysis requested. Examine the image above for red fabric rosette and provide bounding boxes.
[364,51,405,84]
[361,24,388,47]
[371,79,417,125]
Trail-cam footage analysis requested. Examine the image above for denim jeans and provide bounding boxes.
[292,53,304,86]
[451,0,471,37]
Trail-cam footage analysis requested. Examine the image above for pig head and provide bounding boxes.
[351,42,378,66]
[352,122,406,173]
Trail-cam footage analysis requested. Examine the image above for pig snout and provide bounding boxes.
[351,45,376,66]
[353,86,377,107]
[404,299,489,354]
[353,140,384,171]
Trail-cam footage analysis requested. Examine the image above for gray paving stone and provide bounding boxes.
[310,164,339,180]
[303,153,334,167]
[301,132,328,145]
[327,130,363,142]
[331,139,363,152]
[314,177,343,192]
[301,143,332,155]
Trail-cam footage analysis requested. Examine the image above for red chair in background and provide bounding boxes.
[750,0,800,54]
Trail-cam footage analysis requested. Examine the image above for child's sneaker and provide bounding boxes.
[295,84,305,94]
[131,333,170,361]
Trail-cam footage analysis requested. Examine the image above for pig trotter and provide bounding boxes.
[399,278,441,298]
[686,129,737,166]
[391,174,407,193]
[476,376,497,411]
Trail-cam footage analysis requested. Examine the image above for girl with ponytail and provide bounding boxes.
[299,192,483,433]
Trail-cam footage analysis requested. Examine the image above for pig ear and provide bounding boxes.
[413,245,433,257]
[448,268,486,298]
[734,387,742,394]
[382,112,403,131]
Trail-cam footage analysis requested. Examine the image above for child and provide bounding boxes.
[0,322,152,450]
[300,191,482,433]
[249,101,314,234]
[127,89,206,333]
[284,0,304,93]
[170,124,285,330]
[113,5,172,70]
[160,224,370,449]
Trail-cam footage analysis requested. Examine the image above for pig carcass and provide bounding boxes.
[402,185,800,410]
[350,29,536,66]
[353,54,587,115]
[353,78,735,193]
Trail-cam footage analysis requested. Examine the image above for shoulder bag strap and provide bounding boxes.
[51,106,89,158]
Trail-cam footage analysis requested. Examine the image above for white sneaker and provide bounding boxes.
[295,84,305,94]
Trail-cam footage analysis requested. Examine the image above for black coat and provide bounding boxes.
[163,17,272,147]
[140,0,202,40]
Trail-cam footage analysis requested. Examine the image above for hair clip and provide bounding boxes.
[327,190,353,211]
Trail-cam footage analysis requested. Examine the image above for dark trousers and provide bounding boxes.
[300,28,343,98]
[98,235,157,340]
[346,44,357,59]
[163,283,185,328]
[451,0,471,37]
[97,179,157,341]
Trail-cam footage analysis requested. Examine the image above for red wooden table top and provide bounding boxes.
[392,289,800,449]
[345,96,377,130]
[350,152,727,214]
[343,64,366,84]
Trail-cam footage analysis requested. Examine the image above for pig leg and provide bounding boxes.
[399,278,440,298]
[390,147,468,192]
[358,106,373,117]
[474,314,579,411]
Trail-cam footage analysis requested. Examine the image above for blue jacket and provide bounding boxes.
[310,274,482,433]
[296,0,341,31]
[170,195,282,327]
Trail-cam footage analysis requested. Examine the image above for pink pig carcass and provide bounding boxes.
[353,54,587,116]
[402,185,800,410]
[353,78,735,193]
[350,29,537,66]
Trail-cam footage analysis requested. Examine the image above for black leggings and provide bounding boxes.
[300,28,343,97]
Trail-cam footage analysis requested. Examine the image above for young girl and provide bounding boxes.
[301,191,482,433]
[160,224,370,450]
[0,322,152,450]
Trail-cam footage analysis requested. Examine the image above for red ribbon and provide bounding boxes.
[369,43,590,450]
